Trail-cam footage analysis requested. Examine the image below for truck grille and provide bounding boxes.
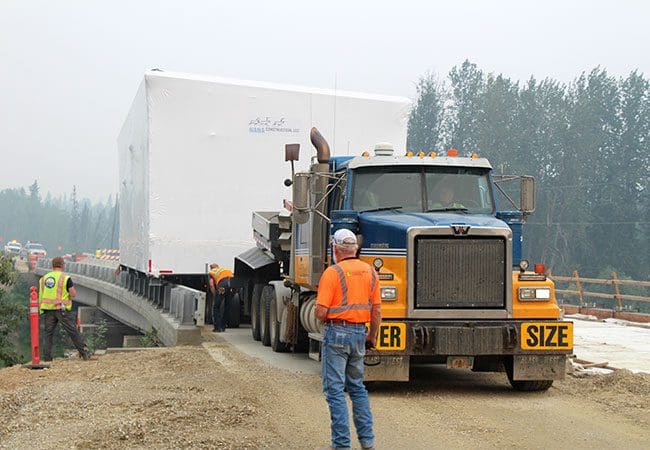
[414,237,506,309]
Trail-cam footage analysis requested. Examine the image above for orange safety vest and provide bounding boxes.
[210,267,234,286]
[317,258,380,323]
[38,270,72,313]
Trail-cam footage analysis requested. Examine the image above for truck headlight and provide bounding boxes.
[518,287,551,301]
[380,286,397,300]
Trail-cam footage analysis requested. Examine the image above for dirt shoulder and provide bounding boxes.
[1,332,649,449]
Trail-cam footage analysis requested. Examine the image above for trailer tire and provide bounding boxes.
[508,379,554,391]
[226,292,241,328]
[260,285,273,346]
[250,284,264,341]
[505,359,554,391]
[270,294,289,353]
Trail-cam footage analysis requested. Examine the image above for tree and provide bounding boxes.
[407,73,446,153]
[27,180,42,241]
[69,185,80,252]
[0,255,26,367]
[406,62,649,279]
[448,60,486,152]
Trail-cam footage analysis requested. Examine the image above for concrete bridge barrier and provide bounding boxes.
[35,258,204,346]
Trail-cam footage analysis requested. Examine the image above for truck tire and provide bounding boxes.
[508,379,554,391]
[505,359,554,391]
[226,292,241,328]
[270,294,289,352]
[250,284,264,341]
[260,285,273,346]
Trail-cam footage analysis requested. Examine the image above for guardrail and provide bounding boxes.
[550,270,650,310]
[36,258,205,330]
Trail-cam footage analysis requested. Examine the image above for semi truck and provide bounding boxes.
[232,128,573,391]
[119,70,572,390]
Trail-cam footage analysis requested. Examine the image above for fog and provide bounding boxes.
[0,0,647,201]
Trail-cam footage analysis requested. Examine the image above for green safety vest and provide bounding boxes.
[39,271,72,313]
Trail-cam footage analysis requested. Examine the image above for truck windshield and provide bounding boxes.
[352,166,494,214]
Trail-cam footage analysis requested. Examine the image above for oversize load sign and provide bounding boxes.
[376,323,406,351]
[520,322,573,350]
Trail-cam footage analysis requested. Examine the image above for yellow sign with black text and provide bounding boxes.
[375,323,406,351]
[520,322,573,350]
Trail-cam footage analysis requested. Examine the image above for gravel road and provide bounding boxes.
[1,330,648,449]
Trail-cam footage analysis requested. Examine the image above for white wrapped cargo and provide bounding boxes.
[118,70,410,276]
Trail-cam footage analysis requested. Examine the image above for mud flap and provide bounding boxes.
[364,355,410,381]
[512,354,567,381]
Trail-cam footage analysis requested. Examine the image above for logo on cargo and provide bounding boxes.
[450,225,470,235]
[249,116,300,134]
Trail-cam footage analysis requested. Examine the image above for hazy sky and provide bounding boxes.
[1,0,647,201]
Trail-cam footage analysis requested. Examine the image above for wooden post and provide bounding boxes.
[612,272,623,310]
[573,270,583,307]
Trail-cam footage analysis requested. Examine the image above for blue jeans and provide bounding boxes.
[212,294,225,330]
[322,324,374,449]
[212,278,232,331]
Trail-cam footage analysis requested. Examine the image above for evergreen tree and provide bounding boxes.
[407,73,446,153]
[407,62,649,279]
[69,185,80,252]
[448,60,486,152]
[0,255,26,367]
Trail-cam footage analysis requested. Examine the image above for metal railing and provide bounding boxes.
[36,258,205,328]
[550,270,650,310]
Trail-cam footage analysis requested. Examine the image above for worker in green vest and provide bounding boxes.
[39,256,92,361]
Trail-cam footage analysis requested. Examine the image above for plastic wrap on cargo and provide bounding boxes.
[118,70,411,276]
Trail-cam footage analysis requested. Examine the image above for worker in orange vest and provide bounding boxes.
[39,256,92,361]
[208,263,234,332]
[315,228,381,450]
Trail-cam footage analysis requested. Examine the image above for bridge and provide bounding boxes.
[34,258,205,346]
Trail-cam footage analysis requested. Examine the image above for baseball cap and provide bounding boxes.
[332,228,357,245]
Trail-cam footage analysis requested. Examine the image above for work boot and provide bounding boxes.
[80,351,97,361]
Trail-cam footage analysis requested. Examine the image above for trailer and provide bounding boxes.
[117,70,410,320]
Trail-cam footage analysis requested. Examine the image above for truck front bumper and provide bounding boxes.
[370,320,573,356]
[362,320,572,381]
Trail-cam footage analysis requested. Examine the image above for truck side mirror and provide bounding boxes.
[285,143,300,162]
[292,172,310,224]
[521,176,535,213]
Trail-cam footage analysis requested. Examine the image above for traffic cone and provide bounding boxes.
[23,286,49,369]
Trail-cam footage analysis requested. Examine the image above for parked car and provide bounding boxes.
[20,242,47,260]
[3,240,22,256]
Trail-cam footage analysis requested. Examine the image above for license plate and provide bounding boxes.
[447,356,474,369]
[520,322,573,350]
[375,323,406,351]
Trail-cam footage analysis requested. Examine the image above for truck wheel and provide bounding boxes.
[270,294,289,353]
[260,285,273,346]
[250,284,263,341]
[226,292,241,328]
[508,379,553,391]
[505,359,554,391]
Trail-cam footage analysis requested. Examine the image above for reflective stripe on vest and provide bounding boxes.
[326,265,376,315]
[39,271,72,311]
